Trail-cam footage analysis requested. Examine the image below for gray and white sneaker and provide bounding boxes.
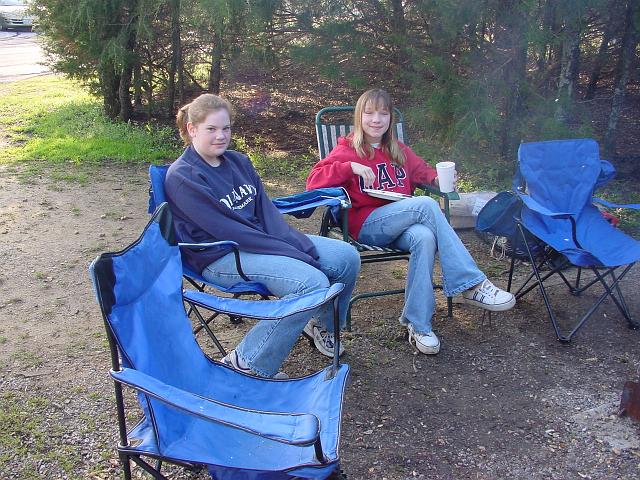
[407,324,441,355]
[222,349,288,379]
[462,279,515,312]
[303,319,345,358]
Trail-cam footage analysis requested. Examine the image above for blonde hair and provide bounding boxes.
[176,94,234,145]
[351,89,405,166]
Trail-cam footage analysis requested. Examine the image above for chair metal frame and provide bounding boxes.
[505,139,639,342]
[90,203,350,479]
[508,224,638,342]
[315,106,460,328]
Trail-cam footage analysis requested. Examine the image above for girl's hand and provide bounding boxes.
[351,162,376,188]
[434,171,458,190]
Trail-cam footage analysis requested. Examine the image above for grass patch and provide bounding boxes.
[11,349,44,368]
[597,179,640,236]
[0,76,181,168]
[0,392,81,477]
[234,136,314,181]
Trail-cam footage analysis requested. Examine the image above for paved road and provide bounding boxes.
[0,30,51,83]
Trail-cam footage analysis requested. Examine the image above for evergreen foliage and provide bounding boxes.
[30,0,638,161]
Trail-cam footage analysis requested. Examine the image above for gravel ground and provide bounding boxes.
[1,163,639,479]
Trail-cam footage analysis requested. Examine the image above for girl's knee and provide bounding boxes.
[404,224,436,251]
[415,195,440,212]
[343,243,361,268]
[297,270,331,295]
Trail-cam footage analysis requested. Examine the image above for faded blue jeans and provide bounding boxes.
[202,235,360,377]
[358,196,485,335]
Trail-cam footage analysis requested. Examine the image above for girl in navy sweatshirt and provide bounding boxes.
[165,94,360,378]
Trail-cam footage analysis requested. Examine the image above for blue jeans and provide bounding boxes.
[202,235,360,377]
[358,196,485,335]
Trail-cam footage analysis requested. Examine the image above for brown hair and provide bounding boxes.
[350,89,405,166]
[176,94,234,145]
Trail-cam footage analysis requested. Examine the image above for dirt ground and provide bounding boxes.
[1,160,639,480]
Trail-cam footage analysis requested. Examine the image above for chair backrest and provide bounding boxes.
[514,139,640,267]
[90,204,213,392]
[515,139,602,215]
[315,106,406,159]
[148,164,170,214]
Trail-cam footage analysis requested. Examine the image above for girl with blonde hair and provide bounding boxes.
[307,88,515,355]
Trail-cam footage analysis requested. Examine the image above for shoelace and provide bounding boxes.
[476,279,499,298]
[319,329,335,348]
[490,236,507,260]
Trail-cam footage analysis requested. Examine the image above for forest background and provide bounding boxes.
[30,0,640,188]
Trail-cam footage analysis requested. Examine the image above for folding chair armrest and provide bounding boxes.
[178,240,239,249]
[416,183,461,202]
[183,282,344,320]
[178,240,250,281]
[517,193,573,219]
[273,188,351,218]
[110,368,320,446]
[592,197,640,211]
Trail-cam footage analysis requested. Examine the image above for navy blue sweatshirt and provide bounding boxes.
[165,145,320,274]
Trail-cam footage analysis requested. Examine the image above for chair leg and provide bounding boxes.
[515,224,638,341]
[121,453,132,480]
[591,265,638,329]
[130,456,170,479]
[189,304,227,356]
[346,288,406,331]
[514,249,565,299]
[507,253,517,292]
[517,224,571,343]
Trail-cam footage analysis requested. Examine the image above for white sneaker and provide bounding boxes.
[222,350,289,379]
[407,324,440,355]
[303,319,345,358]
[462,279,516,312]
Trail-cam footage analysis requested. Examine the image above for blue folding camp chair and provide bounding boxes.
[148,164,348,355]
[314,106,460,328]
[89,203,350,479]
[507,139,640,342]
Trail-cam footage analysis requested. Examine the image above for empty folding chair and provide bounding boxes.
[89,203,350,479]
[507,139,640,342]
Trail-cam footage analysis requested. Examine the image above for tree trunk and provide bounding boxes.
[145,64,154,122]
[168,0,181,113]
[118,8,139,123]
[390,0,410,86]
[208,21,223,94]
[555,21,581,124]
[101,62,120,119]
[536,0,556,75]
[584,22,614,100]
[133,63,142,107]
[497,2,529,159]
[603,1,639,157]
[118,67,133,123]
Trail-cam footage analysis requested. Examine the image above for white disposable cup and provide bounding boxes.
[435,161,456,193]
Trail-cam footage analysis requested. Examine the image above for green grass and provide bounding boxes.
[234,135,315,181]
[0,76,180,167]
[597,179,640,235]
[0,392,81,477]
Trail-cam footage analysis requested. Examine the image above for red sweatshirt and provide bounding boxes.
[307,137,437,239]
